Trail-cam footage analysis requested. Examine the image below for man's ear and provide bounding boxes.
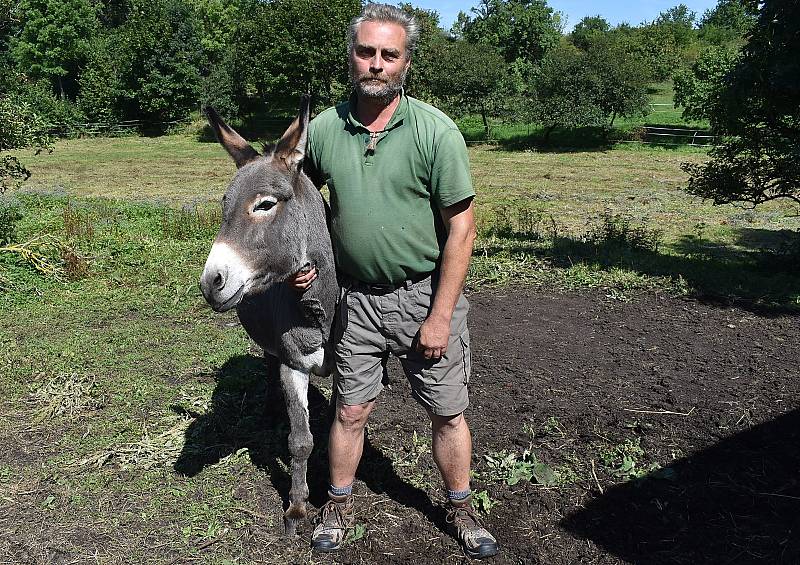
[273,94,311,171]
[205,106,260,168]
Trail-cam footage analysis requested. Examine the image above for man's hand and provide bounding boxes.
[288,266,317,293]
[416,314,450,359]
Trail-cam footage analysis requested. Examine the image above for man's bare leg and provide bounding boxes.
[429,412,472,491]
[329,400,375,488]
[312,400,375,552]
[430,411,498,559]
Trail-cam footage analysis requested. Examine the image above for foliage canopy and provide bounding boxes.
[684,0,800,205]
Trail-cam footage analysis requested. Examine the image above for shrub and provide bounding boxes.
[0,197,23,244]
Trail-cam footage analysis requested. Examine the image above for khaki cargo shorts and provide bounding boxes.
[333,275,471,417]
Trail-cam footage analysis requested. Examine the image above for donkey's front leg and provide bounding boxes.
[279,364,313,535]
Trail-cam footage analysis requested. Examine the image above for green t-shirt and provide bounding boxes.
[305,92,474,284]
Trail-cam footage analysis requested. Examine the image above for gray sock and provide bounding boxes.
[329,482,353,497]
[447,488,471,502]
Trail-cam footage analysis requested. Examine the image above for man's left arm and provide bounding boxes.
[417,197,477,359]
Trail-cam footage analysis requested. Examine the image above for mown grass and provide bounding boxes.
[0,130,798,562]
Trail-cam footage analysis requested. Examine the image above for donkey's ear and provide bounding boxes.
[273,94,310,171]
[205,106,260,168]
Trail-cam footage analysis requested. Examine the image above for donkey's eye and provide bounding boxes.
[253,198,278,213]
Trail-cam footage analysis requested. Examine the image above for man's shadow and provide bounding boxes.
[173,354,446,530]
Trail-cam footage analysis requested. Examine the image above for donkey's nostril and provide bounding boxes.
[213,271,225,290]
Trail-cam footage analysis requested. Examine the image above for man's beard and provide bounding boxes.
[349,62,407,106]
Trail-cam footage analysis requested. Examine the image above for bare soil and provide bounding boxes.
[307,289,800,564]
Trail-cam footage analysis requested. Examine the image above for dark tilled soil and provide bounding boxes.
[314,289,800,564]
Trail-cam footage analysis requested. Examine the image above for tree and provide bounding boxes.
[683,0,800,205]
[462,0,562,69]
[229,0,360,114]
[111,0,204,123]
[11,0,99,99]
[427,40,506,137]
[571,15,610,51]
[623,22,682,81]
[698,0,757,45]
[529,36,651,143]
[584,35,651,128]
[397,4,444,103]
[0,95,52,193]
[529,45,606,143]
[673,46,739,122]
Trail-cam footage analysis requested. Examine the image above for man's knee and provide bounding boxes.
[430,411,465,433]
[336,401,373,431]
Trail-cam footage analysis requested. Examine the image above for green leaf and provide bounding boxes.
[532,462,556,486]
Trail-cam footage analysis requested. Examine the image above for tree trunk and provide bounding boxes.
[480,102,490,140]
[543,124,556,145]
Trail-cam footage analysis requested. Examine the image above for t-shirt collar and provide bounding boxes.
[347,89,408,132]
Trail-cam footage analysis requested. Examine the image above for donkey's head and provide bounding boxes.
[200,97,314,312]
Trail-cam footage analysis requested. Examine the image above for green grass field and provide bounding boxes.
[1,131,798,562]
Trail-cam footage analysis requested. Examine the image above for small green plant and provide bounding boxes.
[344,523,367,544]
[472,490,498,515]
[483,449,557,486]
[0,197,23,244]
[541,415,566,437]
[599,437,659,480]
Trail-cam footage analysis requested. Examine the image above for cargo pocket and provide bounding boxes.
[459,330,471,386]
[408,282,433,323]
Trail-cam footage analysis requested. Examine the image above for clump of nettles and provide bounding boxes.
[0,196,23,245]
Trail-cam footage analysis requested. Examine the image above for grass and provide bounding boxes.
[0,123,798,562]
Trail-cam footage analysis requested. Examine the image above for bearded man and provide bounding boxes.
[292,4,498,559]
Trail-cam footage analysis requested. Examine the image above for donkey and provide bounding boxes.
[199,96,337,535]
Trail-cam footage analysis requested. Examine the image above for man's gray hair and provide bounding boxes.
[348,3,420,59]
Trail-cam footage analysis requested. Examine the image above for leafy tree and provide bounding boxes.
[0,0,22,93]
[571,15,610,51]
[673,46,739,122]
[397,4,444,103]
[584,35,651,128]
[230,0,360,114]
[529,36,651,143]
[11,0,99,99]
[185,0,240,67]
[0,95,52,193]
[427,40,506,137]
[462,0,562,69]
[698,0,757,45]
[112,0,204,123]
[683,0,800,205]
[77,36,122,122]
[623,22,682,81]
[529,45,606,143]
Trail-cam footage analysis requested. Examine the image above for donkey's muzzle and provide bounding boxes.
[200,242,253,312]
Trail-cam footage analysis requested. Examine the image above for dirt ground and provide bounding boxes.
[4,288,800,564]
[299,288,800,564]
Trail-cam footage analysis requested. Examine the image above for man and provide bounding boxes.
[293,4,498,559]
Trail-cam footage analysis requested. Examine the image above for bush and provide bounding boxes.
[0,197,24,244]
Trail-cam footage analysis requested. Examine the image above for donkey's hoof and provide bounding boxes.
[283,515,303,536]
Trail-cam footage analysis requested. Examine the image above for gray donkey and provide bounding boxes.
[199,96,337,535]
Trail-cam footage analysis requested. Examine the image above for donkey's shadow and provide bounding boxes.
[174,354,445,531]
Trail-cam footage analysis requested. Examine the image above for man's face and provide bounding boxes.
[349,20,411,105]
